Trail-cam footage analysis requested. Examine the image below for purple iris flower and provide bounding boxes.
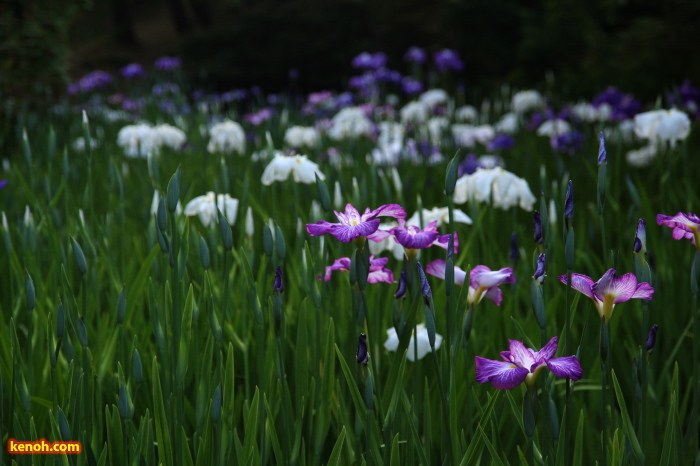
[475,337,583,389]
[598,132,607,164]
[307,203,406,243]
[557,269,654,321]
[371,220,459,253]
[425,260,515,306]
[401,77,424,95]
[319,255,394,284]
[374,68,402,83]
[68,70,112,94]
[487,134,515,152]
[357,333,369,365]
[274,266,284,293]
[404,46,427,65]
[351,52,387,70]
[154,56,182,70]
[244,108,274,126]
[534,254,546,283]
[669,80,700,119]
[533,211,543,244]
[657,212,700,248]
[457,154,480,177]
[120,63,146,78]
[592,86,641,121]
[395,269,408,299]
[433,49,464,73]
[0,180,7,191]
[550,131,584,155]
[646,324,659,353]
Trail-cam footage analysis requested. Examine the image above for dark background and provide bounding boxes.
[2,0,699,102]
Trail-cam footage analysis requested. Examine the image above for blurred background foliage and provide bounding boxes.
[2,0,699,101]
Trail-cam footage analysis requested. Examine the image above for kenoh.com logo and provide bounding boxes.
[7,439,82,455]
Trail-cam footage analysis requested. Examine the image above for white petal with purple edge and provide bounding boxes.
[547,356,583,380]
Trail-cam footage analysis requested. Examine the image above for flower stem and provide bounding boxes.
[600,318,611,466]
[691,250,700,455]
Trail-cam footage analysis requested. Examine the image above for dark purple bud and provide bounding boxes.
[646,324,658,353]
[417,261,432,300]
[356,333,369,365]
[534,254,546,283]
[273,266,284,293]
[634,218,646,254]
[394,269,408,299]
[533,211,543,244]
[510,232,518,262]
[598,132,607,165]
[564,180,574,222]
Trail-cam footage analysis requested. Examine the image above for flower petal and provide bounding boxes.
[370,203,407,221]
[558,273,596,300]
[475,357,529,389]
[482,286,503,305]
[331,219,381,242]
[306,220,336,237]
[534,336,559,363]
[631,282,655,300]
[592,270,639,303]
[384,328,399,352]
[546,356,583,381]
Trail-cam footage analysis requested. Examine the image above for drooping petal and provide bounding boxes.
[475,357,529,389]
[367,268,394,284]
[393,224,439,249]
[261,155,294,185]
[558,273,596,300]
[482,286,503,305]
[384,328,400,352]
[546,356,583,381]
[433,232,459,254]
[631,282,655,300]
[320,257,352,281]
[505,340,536,370]
[306,220,336,237]
[657,212,700,246]
[471,266,515,289]
[426,259,467,285]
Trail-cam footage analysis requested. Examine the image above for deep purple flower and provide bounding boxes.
[274,266,284,293]
[634,218,646,254]
[433,49,464,73]
[487,134,515,152]
[374,68,402,83]
[534,254,546,284]
[533,211,543,244]
[592,86,641,121]
[550,131,584,155]
[319,255,394,284]
[564,180,574,223]
[154,56,182,70]
[417,261,432,300]
[426,260,515,306]
[372,220,459,253]
[669,80,700,119]
[307,203,406,243]
[0,180,7,191]
[510,233,519,262]
[657,212,700,248]
[152,82,180,96]
[68,71,112,94]
[457,154,480,177]
[475,337,583,389]
[557,269,654,321]
[395,269,408,299]
[357,333,369,365]
[404,46,427,65]
[401,77,424,95]
[646,324,659,353]
[120,63,146,78]
[351,52,387,70]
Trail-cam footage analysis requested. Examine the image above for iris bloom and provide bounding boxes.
[261,153,325,186]
[384,324,443,361]
[307,203,405,243]
[425,259,515,306]
[319,255,394,284]
[369,220,459,256]
[184,192,239,227]
[657,212,700,248]
[475,337,583,389]
[557,269,654,321]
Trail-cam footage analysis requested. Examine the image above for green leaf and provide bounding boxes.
[611,370,644,462]
[390,433,401,466]
[243,387,260,463]
[327,426,346,466]
[573,409,584,466]
[152,357,174,466]
[334,344,366,430]
[106,405,124,466]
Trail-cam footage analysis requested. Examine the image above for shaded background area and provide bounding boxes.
[2,0,699,102]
